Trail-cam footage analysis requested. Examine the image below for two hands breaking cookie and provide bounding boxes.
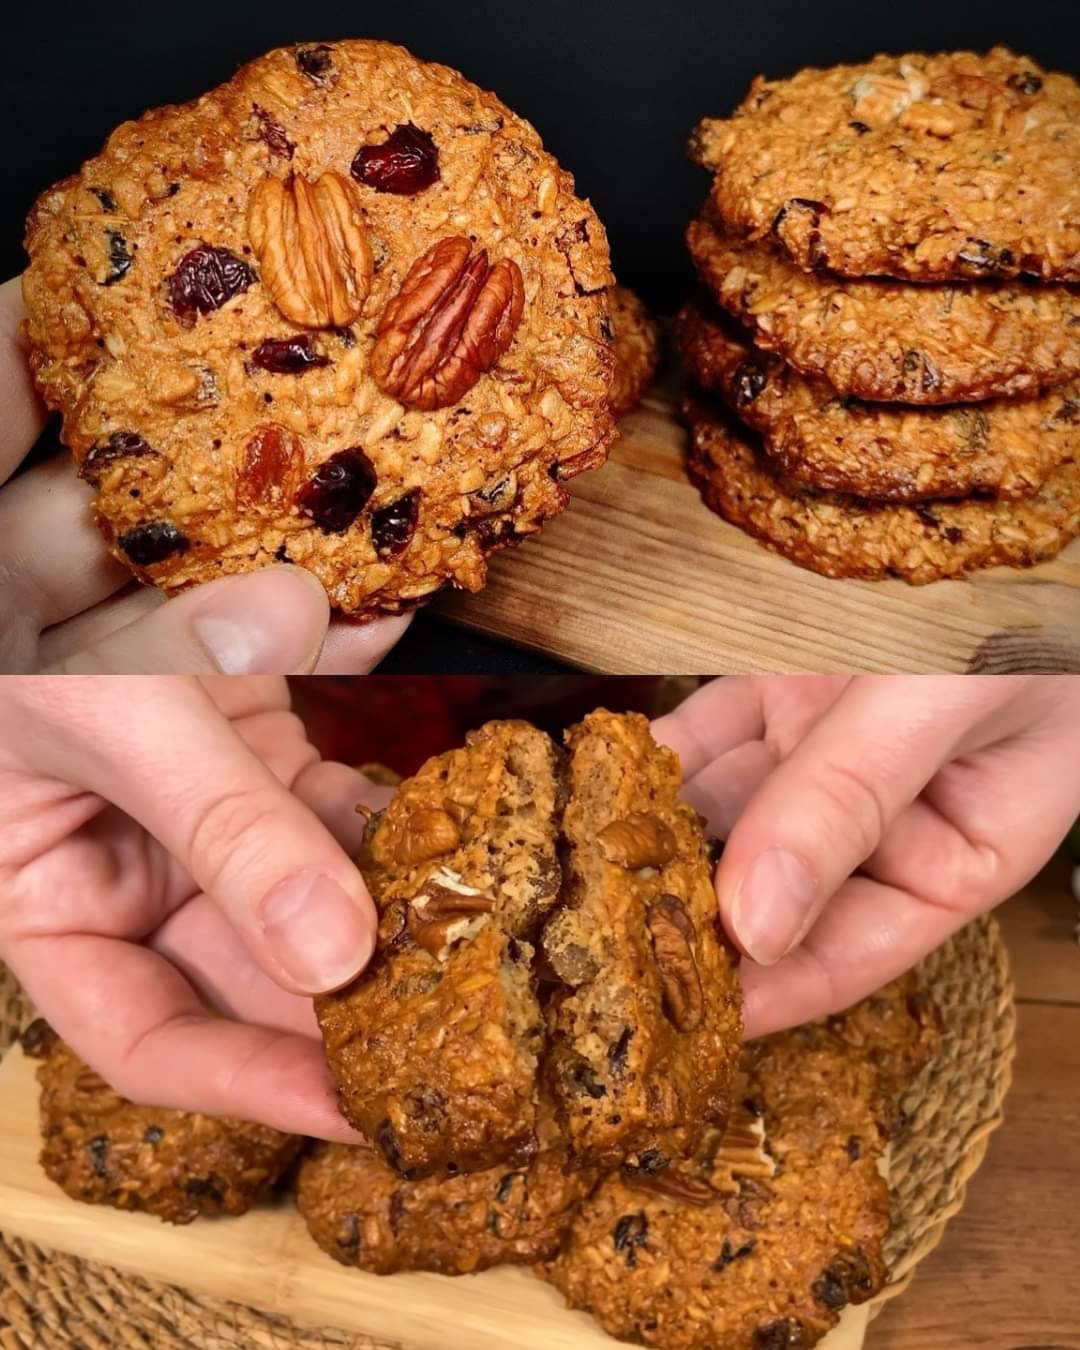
[1,673,1077,1139]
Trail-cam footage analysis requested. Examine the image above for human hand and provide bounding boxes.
[0,675,390,1139]
[655,675,1080,1038]
[0,278,409,673]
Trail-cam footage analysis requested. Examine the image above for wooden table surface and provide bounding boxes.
[870,850,1080,1349]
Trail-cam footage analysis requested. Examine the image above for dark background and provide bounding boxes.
[4,1,1077,670]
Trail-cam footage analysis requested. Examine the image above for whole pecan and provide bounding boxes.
[407,869,495,961]
[598,813,677,870]
[372,236,524,410]
[626,1168,720,1207]
[247,171,373,328]
[646,894,704,1032]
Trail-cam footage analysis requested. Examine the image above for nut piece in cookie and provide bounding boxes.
[690,47,1080,282]
[540,992,928,1350]
[315,720,563,1177]
[683,397,1080,585]
[22,39,615,618]
[677,300,1080,503]
[542,710,742,1170]
[295,1105,596,1275]
[21,1020,301,1225]
[609,285,661,417]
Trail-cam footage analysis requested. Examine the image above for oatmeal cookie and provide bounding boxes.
[295,1105,596,1274]
[678,302,1080,502]
[689,47,1080,282]
[543,710,742,1170]
[610,285,661,417]
[541,1012,898,1350]
[687,214,1080,405]
[315,720,563,1178]
[22,40,615,617]
[21,1019,300,1225]
[684,398,1080,584]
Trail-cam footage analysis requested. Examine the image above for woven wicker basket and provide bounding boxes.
[0,915,1015,1349]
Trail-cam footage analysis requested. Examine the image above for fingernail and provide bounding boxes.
[258,871,374,992]
[189,568,327,674]
[730,850,817,966]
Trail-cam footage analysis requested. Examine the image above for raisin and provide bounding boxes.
[184,1176,224,1204]
[252,104,294,159]
[612,1212,649,1268]
[742,1096,764,1118]
[495,1172,522,1203]
[1007,71,1043,95]
[945,526,964,544]
[91,187,117,211]
[80,431,158,485]
[18,1018,57,1059]
[167,244,255,323]
[252,335,330,374]
[845,1135,861,1161]
[103,231,132,286]
[624,1148,667,1176]
[335,326,357,348]
[237,424,303,508]
[714,1239,755,1271]
[608,1026,633,1076]
[143,1126,164,1145]
[570,1060,607,1099]
[849,120,870,134]
[295,43,335,85]
[87,1135,109,1178]
[351,124,440,196]
[812,1270,849,1311]
[599,312,614,343]
[754,1320,807,1349]
[733,358,768,405]
[706,835,725,868]
[337,1213,360,1249]
[371,489,419,558]
[389,1189,407,1236]
[118,521,190,567]
[374,1118,404,1172]
[297,448,377,533]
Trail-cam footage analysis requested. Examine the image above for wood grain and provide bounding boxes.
[0,1048,867,1350]
[439,388,1080,675]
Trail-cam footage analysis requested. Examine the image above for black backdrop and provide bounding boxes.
[3,0,1077,670]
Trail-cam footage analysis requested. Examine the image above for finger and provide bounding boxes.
[8,676,377,994]
[0,276,48,484]
[316,612,413,674]
[37,585,163,666]
[678,740,778,840]
[44,565,331,674]
[739,874,981,1038]
[716,676,1021,967]
[0,454,129,631]
[8,930,360,1140]
[652,678,765,778]
[292,759,396,853]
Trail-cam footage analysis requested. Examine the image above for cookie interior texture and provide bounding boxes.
[21,1019,301,1225]
[22,40,616,617]
[316,711,743,1179]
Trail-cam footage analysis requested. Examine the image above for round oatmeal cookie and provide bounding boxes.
[22,40,615,617]
[296,1111,596,1275]
[610,285,660,417]
[21,1020,301,1225]
[678,302,1080,502]
[687,214,1080,405]
[684,398,1080,585]
[689,47,1080,283]
[541,1019,893,1350]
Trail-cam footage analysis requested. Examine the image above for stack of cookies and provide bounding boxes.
[679,48,1080,585]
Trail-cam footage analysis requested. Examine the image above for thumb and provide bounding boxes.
[45,565,330,674]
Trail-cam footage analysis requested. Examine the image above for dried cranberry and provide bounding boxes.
[80,431,158,484]
[252,104,294,159]
[351,124,440,196]
[297,448,376,533]
[103,231,132,286]
[849,120,871,134]
[184,1176,224,1204]
[371,489,419,557]
[754,1320,807,1350]
[252,335,330,374]
[612,1212,649,1268]
[118,521,190,567]
[166,244,255,323]
[295,44,335,85]
[87,1135,109,1178]
[812,1271,848,1311]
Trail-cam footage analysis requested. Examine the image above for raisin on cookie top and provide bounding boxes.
[689,47,1080,283]
[23,39,615,617]
[678,302,1080,503]
[686,214,1080,406]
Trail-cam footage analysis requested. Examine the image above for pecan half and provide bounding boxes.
[598,813,677,870]
[646,895,704,1032]
[372,236,524,410]
[407,868,495,960]
[374,805,461,868]
[626,1168,720,1207]
[247,171,373,328]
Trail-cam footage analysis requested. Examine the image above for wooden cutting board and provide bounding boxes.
[439,382,1080,674]
[0,1049,870,1350]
